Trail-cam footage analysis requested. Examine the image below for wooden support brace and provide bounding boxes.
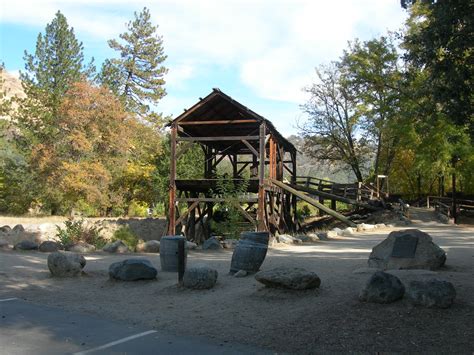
[175,201,199,227]
[241,139,259,157]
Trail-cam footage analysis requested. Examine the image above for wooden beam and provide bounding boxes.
[175,201,199,227]
[237,162,250,175]
[168,125,177,235]
[241,139,259,157]
[177,136,259,142]
[269,179,356,227]
[176,141,195,160]
[233,203,257,226]
[178,119,257,125]
[258,123,266,231]
[177,197,258,203]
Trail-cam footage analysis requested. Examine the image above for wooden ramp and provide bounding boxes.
[289,183,380,211]
[268,179,356,227]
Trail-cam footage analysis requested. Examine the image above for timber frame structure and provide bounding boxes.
[167,88,298,238]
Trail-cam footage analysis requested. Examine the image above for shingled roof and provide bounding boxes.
[168,88,296,154]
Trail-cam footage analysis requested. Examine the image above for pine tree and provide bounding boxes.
[21,10,94,116]
[99,7,168,121]
[15,11,94,214]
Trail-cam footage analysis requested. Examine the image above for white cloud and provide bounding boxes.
[165,63,194,89]
[2,0,409,130]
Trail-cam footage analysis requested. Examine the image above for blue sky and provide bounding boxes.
[0,0,408,136]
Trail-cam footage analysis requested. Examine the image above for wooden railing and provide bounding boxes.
[427,196,474,218]
[294,176,378,202]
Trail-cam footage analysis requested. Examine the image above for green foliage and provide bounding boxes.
[113,226,139,250]
[296,204,312,222]
[210,174,250,239]
[154,135,204,207]
[55,218,105,248]
[128,200,149,217]
[99,7,167,124]
[402,0,473,138]
[21,11,94,116]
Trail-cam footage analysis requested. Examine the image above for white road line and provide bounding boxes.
[0,298,18,302]
[73,330,158,355]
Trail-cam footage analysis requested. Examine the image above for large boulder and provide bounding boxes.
[202,236,222,250]
[183,266,218,289]
[47,251,86,277]
[13,240,38,251]
[186,241,197,250]
[103,240,129,253]
[65,242,96,253]
[359,271,405,304]
[109,259,157,281]
[39,241,60,252]
[0,225,12,233]
[255,267,321,290]
[221,239,238,249]
[142,240,160,253]
[12,224,25,233]
[368,229,446,270]
[406,279,456,308]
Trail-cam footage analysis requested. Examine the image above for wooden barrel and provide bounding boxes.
[160,235,187,272]
[230,231,269,274]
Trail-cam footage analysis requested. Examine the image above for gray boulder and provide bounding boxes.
[186,241,197,250]
[39,241,60,252]
[298,234,320,243]
[0,240,10,250]
[255,267,321,290]
[183,266,218,289]
[103,240,129,253]
[47,251,86,277]
[13,240,38,250]
[359,271,405,304]
[202,236,222,250]
[12,224,25,233]
[109,259,157,281]
[65,242,96,253]
[277,234,295,244]
[142,240,160,253]
[368,229,446,270]
[222,239,238,249]
[234,270,248,278]
[0,225,11,233]
[406,279,456,308]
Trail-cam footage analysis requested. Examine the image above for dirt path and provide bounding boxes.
[1,210,473,353]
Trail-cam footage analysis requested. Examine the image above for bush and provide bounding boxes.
[74,199,98,217]
[55,218,105,248]
[128,200,148,217]
[113,226,139,250]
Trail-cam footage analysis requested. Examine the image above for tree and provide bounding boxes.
[340,36,402,178]
[99,7,168,123]
[402,0,473,138]
[0,65,35,214]
[300,63,370,182]
[21,10,94,117]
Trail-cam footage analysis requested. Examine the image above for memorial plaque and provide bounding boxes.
[391,235,418,258]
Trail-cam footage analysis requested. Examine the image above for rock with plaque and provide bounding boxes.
[368,229,446,270]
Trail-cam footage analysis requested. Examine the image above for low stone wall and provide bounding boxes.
[0,217,168,245]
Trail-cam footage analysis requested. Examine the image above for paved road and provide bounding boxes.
[0,298,269,355]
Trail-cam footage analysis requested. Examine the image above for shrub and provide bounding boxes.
[128,200,148,217]
[55,218,105,248]
[113,226,139,250]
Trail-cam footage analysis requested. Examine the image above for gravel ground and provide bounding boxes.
[1,208,473,353]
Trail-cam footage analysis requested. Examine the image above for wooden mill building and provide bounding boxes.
[167,89,299,238]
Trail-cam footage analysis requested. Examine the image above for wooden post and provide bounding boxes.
[258,123,266,231]
[168,125,177,235]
